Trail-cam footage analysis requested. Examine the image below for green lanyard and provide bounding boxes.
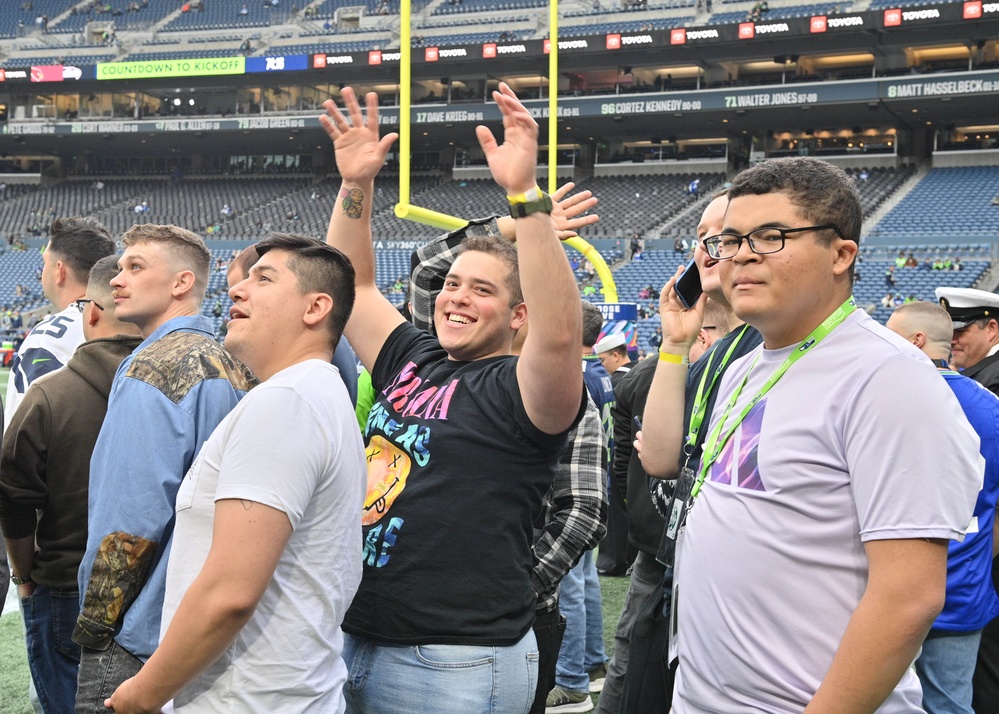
[693,297,857,499]
[685,324,752,455]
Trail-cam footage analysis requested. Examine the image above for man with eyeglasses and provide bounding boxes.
[647,157,981,712]
[0,255,141,714]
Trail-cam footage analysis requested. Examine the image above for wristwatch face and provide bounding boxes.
[11,575,31,585]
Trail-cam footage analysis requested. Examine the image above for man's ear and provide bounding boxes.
[303,293,334,328]
[53,259,69,287]
[831,237,859,277]
[172,269,197,299]
[87,302,102,328]
[510,302,528,332]
[987,319,999,343]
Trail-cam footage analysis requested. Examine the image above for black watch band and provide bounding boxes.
[509,193,554,219]
[11,574,33,586]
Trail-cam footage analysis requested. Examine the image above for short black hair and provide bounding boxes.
[49,217,116,284]
[255,233,356,348]
[581,300,604,347]
[728,157,862,244]
[728,157,861,277]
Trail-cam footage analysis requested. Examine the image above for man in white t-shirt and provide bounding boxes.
[105,233,366,714]
[657,157,983,713]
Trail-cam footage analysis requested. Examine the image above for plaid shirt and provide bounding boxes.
[533,394,608,611]
[409,219,607,613]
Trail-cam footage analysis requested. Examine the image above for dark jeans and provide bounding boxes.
[974,613,999,713]
[619,567,675,714]
[76,640,144,714]
[530,605,567,714]
[595,552,666,714]
[22,586,81,714]
[595,483,636,576]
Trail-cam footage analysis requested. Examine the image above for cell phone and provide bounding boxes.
[674,258,703,310]
[633,415,643,432]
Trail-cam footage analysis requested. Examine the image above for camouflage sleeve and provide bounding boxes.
[73,531,158,650]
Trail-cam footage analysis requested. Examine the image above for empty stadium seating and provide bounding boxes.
[869,167,999,241]
[0,169,995,344]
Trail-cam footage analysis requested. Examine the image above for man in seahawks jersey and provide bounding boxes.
[4,217,116,427]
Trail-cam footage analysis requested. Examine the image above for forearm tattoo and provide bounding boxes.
[341,188,365,219]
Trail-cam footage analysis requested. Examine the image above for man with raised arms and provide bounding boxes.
[322,84,585,713]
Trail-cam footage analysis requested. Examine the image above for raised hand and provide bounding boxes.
[320,88,399,185]
[475,83,539,197]
[550,182,599,240]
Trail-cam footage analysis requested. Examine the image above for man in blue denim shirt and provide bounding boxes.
[73,223,254,713]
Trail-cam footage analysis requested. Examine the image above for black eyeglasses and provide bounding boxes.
[701,224,846,261]
[71,299,104,313]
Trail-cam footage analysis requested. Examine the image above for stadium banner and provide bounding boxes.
[245,55,309,73]
[0,65,92,83]
[595,303,639,322]
[95,57,246,80]
[3,70,998,136]
[879,74,999,99]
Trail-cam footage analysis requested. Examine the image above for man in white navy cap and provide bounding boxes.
[937,285,999,712]
[936,286,999,394]
[594,332,636,388]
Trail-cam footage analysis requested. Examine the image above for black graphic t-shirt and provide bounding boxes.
[343,321,576,645]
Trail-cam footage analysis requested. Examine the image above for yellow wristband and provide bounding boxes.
[507,186,543,205]
[659,351,689,366]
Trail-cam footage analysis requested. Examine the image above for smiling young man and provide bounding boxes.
[73,224,254,713]
[650,158,982,713]
[105,234,365,714]
[321,85,584,713]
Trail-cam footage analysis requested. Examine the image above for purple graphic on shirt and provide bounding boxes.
[710,398,767,492]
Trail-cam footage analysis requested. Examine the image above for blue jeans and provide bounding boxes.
[916,629,982,714]
[21,586,81,714]
[556,549,607,693]
[343,630,539,714]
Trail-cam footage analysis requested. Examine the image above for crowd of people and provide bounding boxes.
[0,83,997,714]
